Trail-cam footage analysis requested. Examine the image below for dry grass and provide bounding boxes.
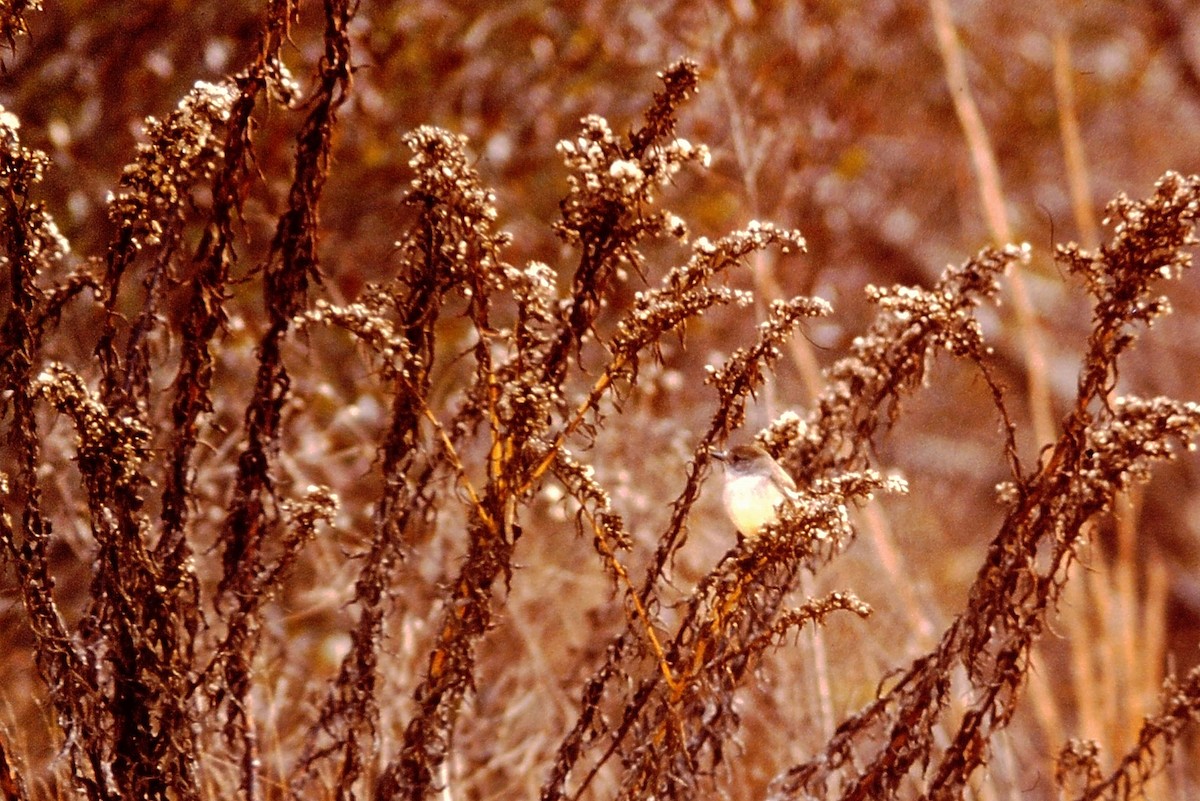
[3,3,1200,801]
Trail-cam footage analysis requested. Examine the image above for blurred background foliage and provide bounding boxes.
[3,0,1200,797]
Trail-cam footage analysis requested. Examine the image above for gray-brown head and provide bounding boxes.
[712,443,796,490]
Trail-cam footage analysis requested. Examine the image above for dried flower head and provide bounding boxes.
[107,80,238,249]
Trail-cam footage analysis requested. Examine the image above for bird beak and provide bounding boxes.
[709,448,728,461]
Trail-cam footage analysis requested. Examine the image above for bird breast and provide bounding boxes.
[722,473,787,538]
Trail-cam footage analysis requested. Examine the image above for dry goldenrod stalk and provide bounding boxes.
[771,173,1200,801]
[3,4,1200,796]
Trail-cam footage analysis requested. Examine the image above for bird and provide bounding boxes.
[711,443,797,539]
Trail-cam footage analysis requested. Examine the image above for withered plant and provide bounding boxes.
[2,3,1200,801]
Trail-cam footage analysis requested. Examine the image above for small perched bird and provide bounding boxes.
[711,443,797,539]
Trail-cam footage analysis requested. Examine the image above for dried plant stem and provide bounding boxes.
[1052,20,1099,246]
[926,0,1011,247]
[1051,21,1168,787]
[583,508,681,693]
[927,0,1055,450]
[4,10,1200,796]
[927,0,1066,768]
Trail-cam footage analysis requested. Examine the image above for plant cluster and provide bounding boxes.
[2,3,1200,801]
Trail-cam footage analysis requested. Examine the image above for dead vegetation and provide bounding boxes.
[2,3,1200,800]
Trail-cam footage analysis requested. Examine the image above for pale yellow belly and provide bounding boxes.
[722,475,785,538]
